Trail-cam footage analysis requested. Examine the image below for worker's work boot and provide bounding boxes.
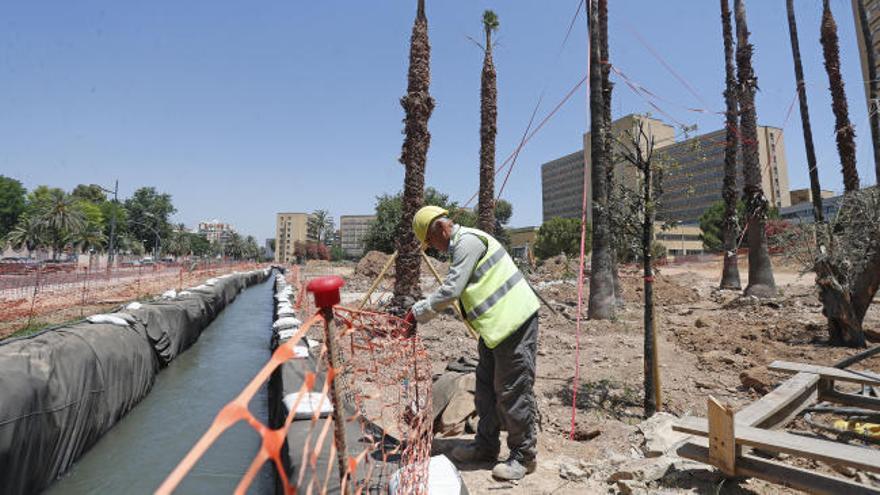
[491,457,537,481]
[449,442,498,464]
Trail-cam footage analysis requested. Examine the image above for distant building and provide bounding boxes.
[655,224,703,256]
[541,114,791,226]
[340,215,376,257]
[790,188,835,206]
[780,194,845,224]
[852,0,880,116]
[508,226,539,262]
[198,220,236,245]
[275,213,313,264]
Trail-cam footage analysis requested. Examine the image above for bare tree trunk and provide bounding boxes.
[786,0,825,225]
[856,0,880,184]
[394,0,435,306]
[720,0,741,290]
[588,0,615,319]
[642,150,658,416]
[478,21,497,234]
[599,0,623,306]
[734,0,777,299]
[821,0,860,192]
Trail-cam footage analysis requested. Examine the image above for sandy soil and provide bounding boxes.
[338,255,880,494]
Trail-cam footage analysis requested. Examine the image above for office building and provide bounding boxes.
[541,114,790,225]
[198,220,236,245]
[340,215,376,257]
[790,188,835,206]
[853,0,880,115]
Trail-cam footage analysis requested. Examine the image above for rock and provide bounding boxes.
[616,480,649,495]
[608,457,673,484]
[637,412,689,458]
[740,366,772,395]
[694,317,709,328]
[559,457,591,481]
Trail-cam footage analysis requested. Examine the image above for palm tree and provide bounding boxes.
[477,10,499,234]
[734,0,776,298]
[785,0,825,226]
[4,215,45,253]
[856,0,880,184]
[393,0,435,306]
[308,210,333,244]
[821,0,859,192]
[588,0,615,319]
[39,190,85,260]
[719,0,741,290]
[71,226,106,254]
[600,0,623,305]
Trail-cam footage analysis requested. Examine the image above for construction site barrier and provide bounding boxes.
[159,271,434,494]
[0,268,271,495]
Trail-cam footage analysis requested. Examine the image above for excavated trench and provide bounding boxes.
[45,275,276,494]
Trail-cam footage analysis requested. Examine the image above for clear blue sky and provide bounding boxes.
[0,0,873,242]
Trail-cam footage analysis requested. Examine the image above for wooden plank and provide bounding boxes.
[677,441,880,495]
[769,361,880,387]
[737,372,819,428]
[675,417,880,474]
[707,397,737,476]
[822,389,880,412]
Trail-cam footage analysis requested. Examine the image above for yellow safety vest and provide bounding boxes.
[456,227,540,348]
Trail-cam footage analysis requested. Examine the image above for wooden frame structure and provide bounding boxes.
[673,360,880,494]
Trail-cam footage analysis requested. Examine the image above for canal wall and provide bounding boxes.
[0,267,271,495]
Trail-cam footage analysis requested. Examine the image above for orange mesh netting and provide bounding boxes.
[157,304,433,495]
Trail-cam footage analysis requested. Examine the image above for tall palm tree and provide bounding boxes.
[4,215,45,253]
[719,0,742,290]
[734,0,776,298]
[308,210,333,244]
[39,190,85,260]
[588,0,615,319]
[785,0,825,225]
[477,9,499,234]
[72,226,106,254]
[393,0,435,306]
[855,0,880,184]
[821,0,859,192]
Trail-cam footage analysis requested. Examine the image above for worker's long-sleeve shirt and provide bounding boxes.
[412,225,487,323]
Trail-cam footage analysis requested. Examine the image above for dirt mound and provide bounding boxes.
[354,251,449,280]
[622,272,701,306]
[355,251,393,278]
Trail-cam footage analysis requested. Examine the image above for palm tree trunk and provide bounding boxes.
[821,0,860,192]
[588,0,615,319]
[856,0,880,184]
[785,0,825,226]
[599,0,623,306]
[478,24,497,234]
[734,0,777,298]
[394,0,435,305]
[719,0,741,290]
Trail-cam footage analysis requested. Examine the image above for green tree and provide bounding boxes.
[0,176,27,239]
[364,187,456,254]
[124,187,176,254]
[71,184,108,204]
[534,217,589,260]
[39,190,86,259]
[308,210,334,245]
[4,214,45,252]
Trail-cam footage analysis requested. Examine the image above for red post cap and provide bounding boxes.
[306,275,345,309]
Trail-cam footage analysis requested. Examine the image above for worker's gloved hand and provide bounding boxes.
[402,310,416,337]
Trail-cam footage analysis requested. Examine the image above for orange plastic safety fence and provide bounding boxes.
[158,305,433,495]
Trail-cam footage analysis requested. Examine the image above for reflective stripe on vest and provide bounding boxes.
[456,227,540,348]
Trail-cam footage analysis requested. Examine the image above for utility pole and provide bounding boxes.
[109,180,118,268]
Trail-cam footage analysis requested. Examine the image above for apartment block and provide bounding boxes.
[339,215,376,257]
[274,212,312,264]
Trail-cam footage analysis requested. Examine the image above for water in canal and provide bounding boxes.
[47,275,276,494]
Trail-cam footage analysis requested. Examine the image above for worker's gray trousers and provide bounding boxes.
[474,312,539,462]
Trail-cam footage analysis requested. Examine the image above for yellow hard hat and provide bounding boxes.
[413,205,449,244]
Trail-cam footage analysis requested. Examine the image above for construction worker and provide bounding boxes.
[406,205,541,481]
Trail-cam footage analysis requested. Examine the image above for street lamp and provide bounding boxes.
[96,180,119,267]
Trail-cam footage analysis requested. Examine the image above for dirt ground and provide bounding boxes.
[341,254,880,494]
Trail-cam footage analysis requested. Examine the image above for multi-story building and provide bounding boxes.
[197,220,236,245]
[853,0,880,115]
[541,114,790,225]
[274,213,312,264]
[339,215,376,257]
[790,188,835,206]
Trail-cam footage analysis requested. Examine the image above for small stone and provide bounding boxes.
[637,412,689,457]
[694,318,709,328]
[616,479,649,495]
[740,366,772,395]
[559,457,591,481]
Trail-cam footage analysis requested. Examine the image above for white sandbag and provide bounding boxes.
[306,338,320,349]
[125,302,143,311]
[204,278,219,286]
[178,290,192,296]
[277,307,296,317]
[277,329,301,341]
[161,289,177,299]
[273,317,302,331]
[388,455,464,495]
[282,392,333,419]
[87,314,131,327]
